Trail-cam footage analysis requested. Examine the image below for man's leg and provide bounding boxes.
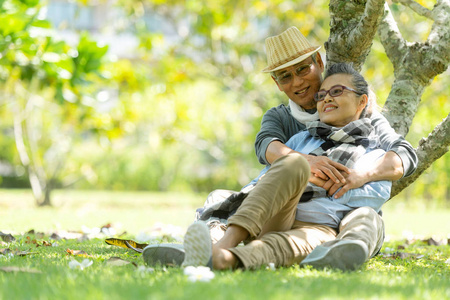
[184,153,310,269]
[226,153,310,238]
[228,221,337,269]
[300,206,384,270]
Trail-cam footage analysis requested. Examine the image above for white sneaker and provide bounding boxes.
[300,240,369,271]
[182,221,212,268]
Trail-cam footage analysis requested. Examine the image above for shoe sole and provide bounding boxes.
[182,221,212,267]
[142,244,185,266]
[300,240,368,271]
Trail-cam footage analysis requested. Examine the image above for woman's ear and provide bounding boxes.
[358,94,368,112]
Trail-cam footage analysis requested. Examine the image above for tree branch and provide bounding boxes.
[391,113,450,197]
[392,0,434,19]
[428,0,450,46]
[326,0,386,70]
[377,3,408,70]
[350,0,386,43]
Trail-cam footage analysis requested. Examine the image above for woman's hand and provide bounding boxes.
[309,169,368,198]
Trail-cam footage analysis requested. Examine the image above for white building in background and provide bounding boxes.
[43,0,139,59]
[43,0,174,59]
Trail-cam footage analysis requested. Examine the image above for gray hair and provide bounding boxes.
[324,63,373,118]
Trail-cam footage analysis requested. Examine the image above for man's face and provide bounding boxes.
[272,54,325,110]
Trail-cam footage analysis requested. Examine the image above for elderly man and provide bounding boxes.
[143,27,417,271]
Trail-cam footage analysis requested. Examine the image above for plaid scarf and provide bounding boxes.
[299,118,377,202]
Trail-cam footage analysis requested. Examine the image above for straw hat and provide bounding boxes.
[262,26,321,73]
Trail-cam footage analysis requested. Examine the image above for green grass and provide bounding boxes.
[1,189,449,299]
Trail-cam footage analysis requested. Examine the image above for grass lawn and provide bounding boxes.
[1,189,449,299]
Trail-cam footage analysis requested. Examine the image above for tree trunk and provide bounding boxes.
[327,0,450,197]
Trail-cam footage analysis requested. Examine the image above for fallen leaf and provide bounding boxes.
[382,252,424,260]
[42,241,52,247]
[50,233,62,240]
[0,232,16,243]
[423,237,444,246]
[0,266,42,273]
[0,248,12,255]
[101,223,112,229]
[105,238,148,253]
[66,249,92,257]
[27,230,45,238]
[105,257,137,267]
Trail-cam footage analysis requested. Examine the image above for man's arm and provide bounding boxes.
[371,112,418,177]
[323,151,402,198]
[312,113,418,197]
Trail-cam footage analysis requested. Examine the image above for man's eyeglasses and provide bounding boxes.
[274,63,313,85]
[314,85,363,102]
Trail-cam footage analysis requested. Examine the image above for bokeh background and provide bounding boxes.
[1,0,449,209]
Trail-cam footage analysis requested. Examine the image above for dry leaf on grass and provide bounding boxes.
[105,257,137,267]
[422,237,445,246]
[66,249,93,257]
[105,238,148,253]
[0,232,16,243]
[0,248,12,255]
[0,248,37,256]
[382,252,424,259]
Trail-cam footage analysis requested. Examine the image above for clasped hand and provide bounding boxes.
[307,156,367,198]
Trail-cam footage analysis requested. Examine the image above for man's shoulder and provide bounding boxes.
[267,103,290,113]
[263,104,291,119]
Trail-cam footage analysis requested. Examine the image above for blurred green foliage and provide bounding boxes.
[0,0,448,206]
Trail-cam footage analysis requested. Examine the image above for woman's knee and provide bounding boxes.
[341,207,380,228]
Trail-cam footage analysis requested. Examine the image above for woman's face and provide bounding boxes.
[316,74,367,127]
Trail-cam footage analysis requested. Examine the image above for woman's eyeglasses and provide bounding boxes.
[314,85,363,102]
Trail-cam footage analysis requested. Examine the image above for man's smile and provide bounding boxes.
[295,87,309,95]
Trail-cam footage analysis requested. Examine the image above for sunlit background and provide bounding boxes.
[0,0,449,211]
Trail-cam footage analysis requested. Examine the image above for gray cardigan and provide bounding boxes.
[255,104,418,177]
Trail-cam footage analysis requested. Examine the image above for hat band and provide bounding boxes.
[267,47,317,71]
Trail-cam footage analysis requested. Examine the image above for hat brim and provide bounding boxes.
[262,46,321,73]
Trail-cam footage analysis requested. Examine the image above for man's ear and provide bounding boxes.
[315,53,325,72]
[272,76,283,92]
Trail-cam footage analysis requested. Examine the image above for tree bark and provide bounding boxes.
[326,0,386,71]
[327,0,449,197]
[378,1,450,136]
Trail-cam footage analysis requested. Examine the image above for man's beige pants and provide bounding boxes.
[207,153,384,269]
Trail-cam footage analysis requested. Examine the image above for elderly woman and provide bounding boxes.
[182,63,392,271]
